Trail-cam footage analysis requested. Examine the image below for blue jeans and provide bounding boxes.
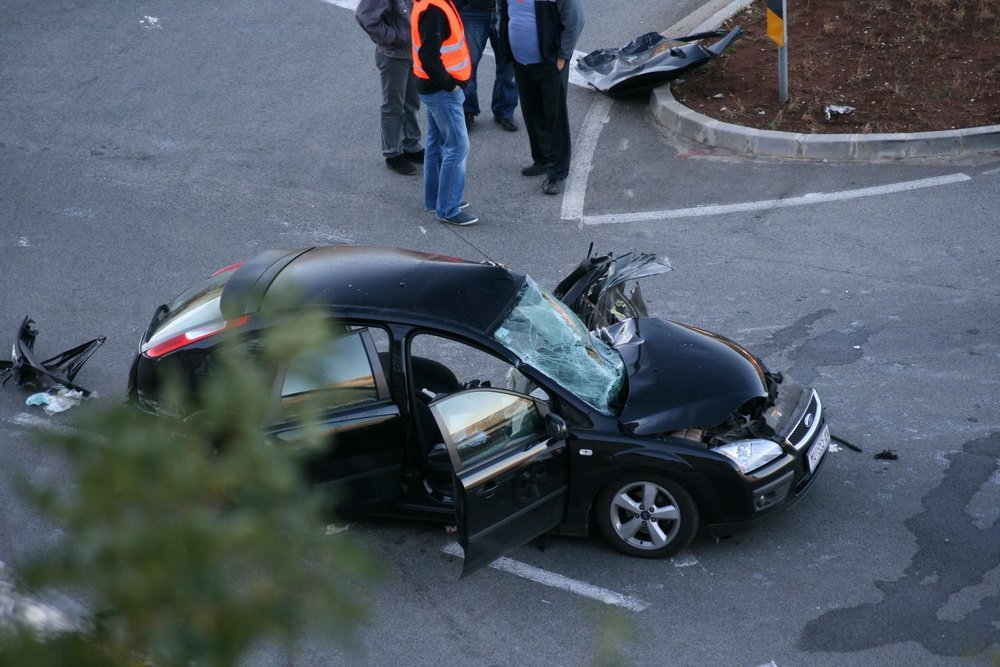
[459,7,518,120]
[420,88,469,219]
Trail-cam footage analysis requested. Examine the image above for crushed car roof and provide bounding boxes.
[222,246,526,334]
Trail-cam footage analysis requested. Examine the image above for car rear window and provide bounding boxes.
[142,271,231,354]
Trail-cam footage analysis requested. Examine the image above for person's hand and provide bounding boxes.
[556,57,565,71]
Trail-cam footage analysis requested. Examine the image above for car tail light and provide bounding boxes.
[211,261,245,277]
[144,315,249,358]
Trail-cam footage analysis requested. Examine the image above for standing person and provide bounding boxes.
[457,0,519,132]
[412,0,479,226]
[497,0,583,195]
[356,0,425,176]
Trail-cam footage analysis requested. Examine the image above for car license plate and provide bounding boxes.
[807,423,831,473]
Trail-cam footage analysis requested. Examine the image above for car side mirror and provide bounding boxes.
[546,413,569,440]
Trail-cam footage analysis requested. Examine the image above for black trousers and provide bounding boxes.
[513,61,571,181]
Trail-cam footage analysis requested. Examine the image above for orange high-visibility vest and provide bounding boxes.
[411,0,471,82]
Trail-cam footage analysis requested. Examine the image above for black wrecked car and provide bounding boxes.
[127,246,831,573]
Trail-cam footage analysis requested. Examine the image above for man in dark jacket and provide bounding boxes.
[356,0,425,176]
[496,0,584,194]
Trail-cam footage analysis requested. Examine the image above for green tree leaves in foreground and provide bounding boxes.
[1,318,379,666]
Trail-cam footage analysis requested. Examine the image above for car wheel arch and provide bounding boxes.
[588,463,706,521]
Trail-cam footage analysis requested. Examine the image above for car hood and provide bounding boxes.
[605,318,768,435]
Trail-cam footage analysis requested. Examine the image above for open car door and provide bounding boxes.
[430,388,569,576]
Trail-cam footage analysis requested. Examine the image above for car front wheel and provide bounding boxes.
[596,475,699,558]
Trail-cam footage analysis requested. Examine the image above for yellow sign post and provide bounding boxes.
[766,0,789,102]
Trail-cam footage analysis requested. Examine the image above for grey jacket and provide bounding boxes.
[355,0,415,60]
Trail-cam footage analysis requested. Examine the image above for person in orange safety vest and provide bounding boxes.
[411,0,479,226]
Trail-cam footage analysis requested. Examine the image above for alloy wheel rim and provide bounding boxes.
[609,481,681,550]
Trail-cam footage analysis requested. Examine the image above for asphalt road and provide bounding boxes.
[1,1,998,665]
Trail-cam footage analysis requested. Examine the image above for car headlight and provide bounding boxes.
[716,439,783,474]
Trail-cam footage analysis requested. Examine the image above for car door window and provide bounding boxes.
[431,390,546,470]
[281,330,379,419]
[409,333,548,401]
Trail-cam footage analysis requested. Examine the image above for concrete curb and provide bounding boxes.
[649,0,1000,160]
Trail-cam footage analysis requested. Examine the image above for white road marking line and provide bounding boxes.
[580,173,973,226]
[442,542,650,612]
[567,50,589,89]
[562,94,612,221]
[8,412,83,437]
[670,552,699,567]
[321,0,359,9]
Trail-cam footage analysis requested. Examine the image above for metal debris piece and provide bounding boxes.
[552,248,672,330]
[832,434,862,452]
[874,449,899,460]
[576,27,744,97]
[824,104,856,122]
[0,317,105,396]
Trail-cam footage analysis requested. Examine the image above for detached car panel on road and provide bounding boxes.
[127,246,830,574]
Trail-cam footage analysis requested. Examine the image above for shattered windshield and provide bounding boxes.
[491,277,625,415]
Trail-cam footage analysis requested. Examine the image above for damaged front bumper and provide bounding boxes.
[707,387,831,536]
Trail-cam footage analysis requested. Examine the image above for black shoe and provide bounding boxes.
[521,162,547,177]
[404,149,424,163]
[494,117,518,132]
[386,154,416,176]
[465,113,475,130]
[438,211,478,226]
[542,177,563,195]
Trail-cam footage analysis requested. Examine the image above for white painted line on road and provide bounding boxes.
[562,94,613,222]
[0,561,80,635]
[442,542,650,612]
[983,166,1000,176]
[567,50,589,89]
[670,552,699,567]
[8,412,82,437]
[580,173,973,226]
[321,0,359,10]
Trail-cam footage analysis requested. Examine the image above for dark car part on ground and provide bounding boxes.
[576,27,743,97]
[0,317,105,396]
[126,245,832,573]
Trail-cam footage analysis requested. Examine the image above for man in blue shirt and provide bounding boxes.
[496,0,584,194]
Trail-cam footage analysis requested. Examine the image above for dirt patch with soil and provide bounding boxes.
[672,0,999,133]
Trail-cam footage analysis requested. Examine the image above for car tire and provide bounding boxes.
[596,474,699,558]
